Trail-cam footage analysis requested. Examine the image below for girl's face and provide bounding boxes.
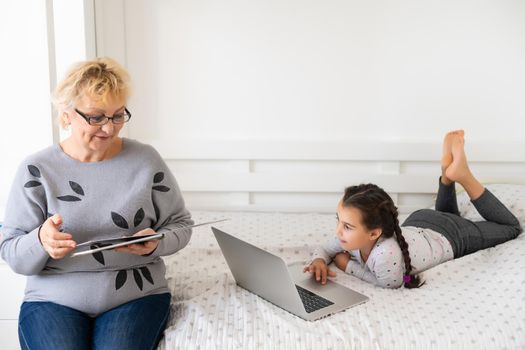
[335,201,381,251]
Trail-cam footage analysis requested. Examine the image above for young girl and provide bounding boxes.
[304,130,522,288]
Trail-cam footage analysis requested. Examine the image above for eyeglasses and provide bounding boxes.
[74,108,132,126]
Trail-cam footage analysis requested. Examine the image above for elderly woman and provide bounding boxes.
[0,58,193,349]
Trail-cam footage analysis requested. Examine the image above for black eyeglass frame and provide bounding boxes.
[74,108,132,126]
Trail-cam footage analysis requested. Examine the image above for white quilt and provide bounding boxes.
[160,187,525,349]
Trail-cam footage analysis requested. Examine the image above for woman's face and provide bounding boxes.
[335,201,379,251]
[67,94,126,153]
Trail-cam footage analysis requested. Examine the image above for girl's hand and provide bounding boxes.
[114,228,160,256]
[303,258,336,285]
[38,214,76,259]
[334,252,351,271]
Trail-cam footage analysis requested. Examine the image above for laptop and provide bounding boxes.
[211,227,369,321]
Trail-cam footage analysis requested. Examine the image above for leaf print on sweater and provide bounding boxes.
[91,245,105,265]
[153,172,164,183]
[134,208,145,227]
[140,266,154,285]
[24,165,42,188]
[28,165,41,177]
[69,181,85,196]
[115,270,127,290]
[90,211,133,266]
[57,195,81,202]
[115,267,154,291]
[57,180,85,202]
[111,212,129,229]
[152,185,170,192]
[108,208,155,290]
[24,181,42,188]
[151,171,170,222]
[133,269,143,290]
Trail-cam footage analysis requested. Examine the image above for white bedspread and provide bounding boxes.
[159,210,525,349]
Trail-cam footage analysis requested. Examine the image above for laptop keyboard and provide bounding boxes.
[296,285,334,313]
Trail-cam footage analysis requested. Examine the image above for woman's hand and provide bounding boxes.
[334,251,351,271]
[303,258,337,285]
[38,214,76,259]
[114,228,160,256]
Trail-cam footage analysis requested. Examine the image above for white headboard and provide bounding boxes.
[149,138,525,213]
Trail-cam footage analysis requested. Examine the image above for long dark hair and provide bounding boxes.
[342,183,423,288]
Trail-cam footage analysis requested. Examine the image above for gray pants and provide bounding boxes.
[402,179,522,258]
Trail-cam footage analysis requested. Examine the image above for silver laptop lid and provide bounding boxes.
[212,227,308,318]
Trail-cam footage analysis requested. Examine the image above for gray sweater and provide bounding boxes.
[0,138,193,316]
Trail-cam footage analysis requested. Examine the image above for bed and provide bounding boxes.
[159,185,525,349]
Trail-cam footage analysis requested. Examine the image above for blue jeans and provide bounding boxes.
[18,293,171,350]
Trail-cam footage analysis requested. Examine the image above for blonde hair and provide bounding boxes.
[53,57,131,129]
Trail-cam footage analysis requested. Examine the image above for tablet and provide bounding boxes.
[70,218,229,257]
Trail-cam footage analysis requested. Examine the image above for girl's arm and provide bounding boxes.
[345,260,382,285]
[311,236,345,264]
[345,252,404,289]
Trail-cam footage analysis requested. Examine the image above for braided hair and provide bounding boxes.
[342,184,424,288]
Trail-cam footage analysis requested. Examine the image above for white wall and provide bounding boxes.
[0,1,55,221]
[95,0,525,212]
[106,0,525,143]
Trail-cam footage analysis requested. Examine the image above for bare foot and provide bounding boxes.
[441,130,464,184]
[444,133,470,183]
[443,132,485,200]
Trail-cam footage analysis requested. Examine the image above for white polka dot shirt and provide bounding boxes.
[311,226,454,288]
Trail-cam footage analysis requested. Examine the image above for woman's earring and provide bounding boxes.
[63,113,71,128]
